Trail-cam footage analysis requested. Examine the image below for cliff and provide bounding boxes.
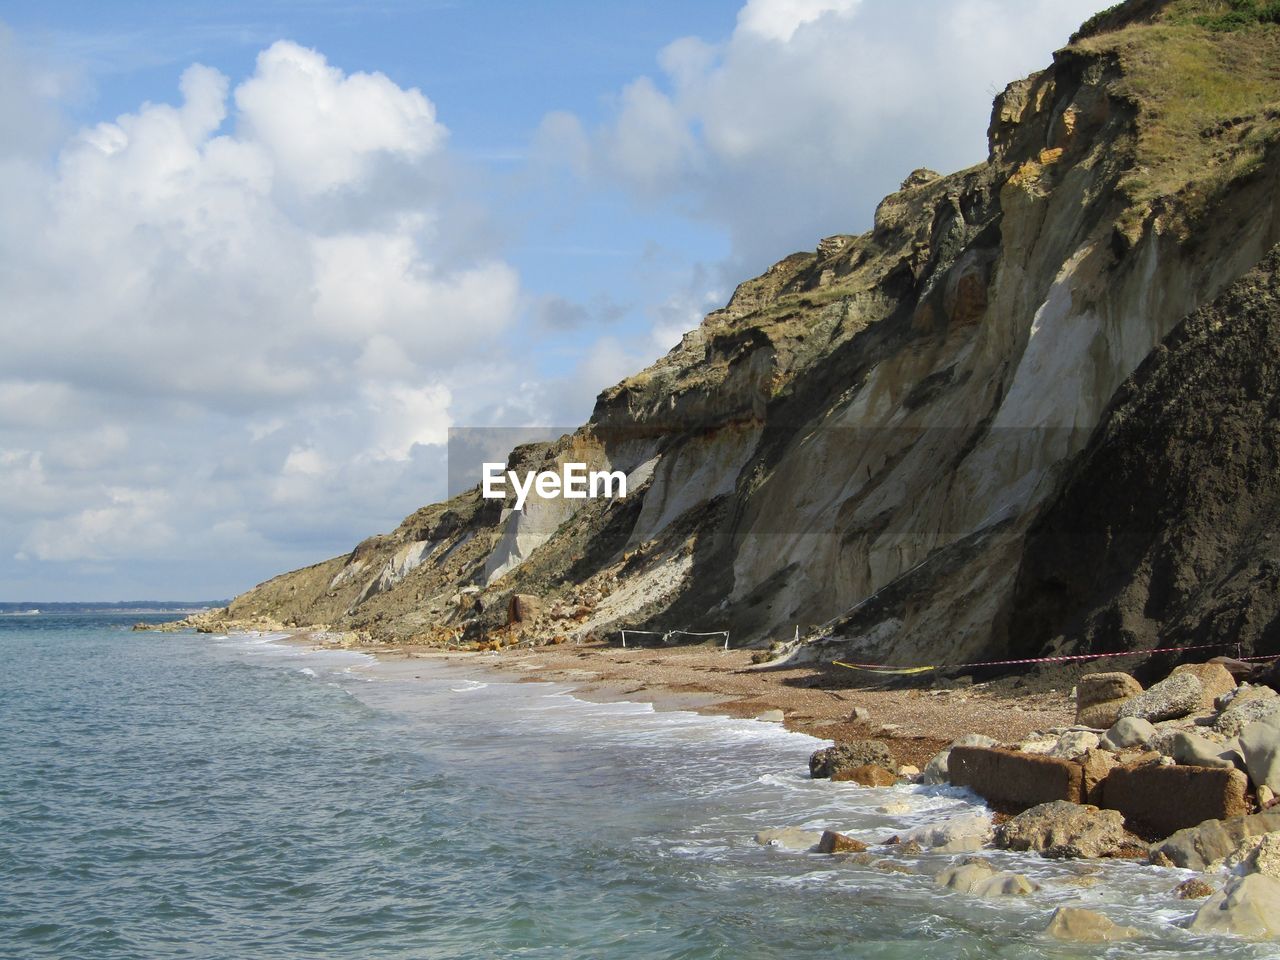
[217,0,1280,669]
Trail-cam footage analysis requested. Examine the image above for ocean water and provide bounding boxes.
[0,614,1274,959]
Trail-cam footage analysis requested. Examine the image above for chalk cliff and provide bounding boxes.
[216,0,1280,668]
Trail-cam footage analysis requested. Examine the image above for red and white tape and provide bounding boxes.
[833,641,1280,675]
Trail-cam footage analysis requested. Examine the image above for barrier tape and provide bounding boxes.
[832,640,1268,675]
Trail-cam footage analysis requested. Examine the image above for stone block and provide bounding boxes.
[1102,763,1249,837]
[947,746,1084,807]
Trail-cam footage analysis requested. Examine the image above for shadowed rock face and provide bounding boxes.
[221,4,1280,666]
[1008,248,1280,662]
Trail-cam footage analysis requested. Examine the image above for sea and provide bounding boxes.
[1,612,1275,959]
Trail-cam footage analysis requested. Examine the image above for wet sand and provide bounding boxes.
[294,634,1077,769]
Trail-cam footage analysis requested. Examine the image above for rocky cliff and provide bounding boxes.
[219,0,1280,669]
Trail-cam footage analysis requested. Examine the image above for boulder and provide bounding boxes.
[1210,656,1259,681]
[754,827,821,850]
[995,800,1134,859]
[1170,731,1242,770]
[921,734,997,785]
[1249,833,1280,878]
[1080,748,1119,804]
[755,709,785,723]
[809,740,895,779]
[1048,730,1101,760]
[1171,662,1237,712]
[947,746,1085,806]
[506,593,542,624]
[1076,672,1143,728]
[1240,716,1280,792]
[935,861,1038,898]
[1043,907,1140,942]
[1189,874,1280,939]
[816,830,868,854]
[1118,672,1203,723]
[1175,877,1216,899]
[904,814,993,853]
[831,764,897,787]
[1100,716,1156,751]
[1215,695,1280,737]
[1149,809,1280,870]
[1103,763,1249,837]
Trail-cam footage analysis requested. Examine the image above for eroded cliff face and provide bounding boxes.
[1007,248,1280,661]
[221,2,1280,665]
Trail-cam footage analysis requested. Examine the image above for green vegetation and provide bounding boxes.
[1076,8,1280,233]
[1070,3,1126,44]
[1192,0,1280,31]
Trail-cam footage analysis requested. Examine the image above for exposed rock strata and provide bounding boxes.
[199,5,1280,670]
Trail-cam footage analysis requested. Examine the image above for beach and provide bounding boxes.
[294,635,1077,771]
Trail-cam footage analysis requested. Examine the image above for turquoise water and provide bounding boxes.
[0,614,1272,959]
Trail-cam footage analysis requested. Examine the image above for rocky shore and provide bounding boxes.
[153,610,1280,942]
[797,656,1280,941]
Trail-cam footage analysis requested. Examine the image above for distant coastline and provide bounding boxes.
[0,601,228,615]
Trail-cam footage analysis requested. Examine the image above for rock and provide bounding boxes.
[905,814,993,853]
[1240,715,1280,792]
[1210,656,1258,681]
[1103,763,1250,837]
[877,800,912,814]
[1016,738,1058,755]
[1100,716,1156,751]
[809,740,895,779]
[1171,662,1237,712]
[1080,748,1119,804]
[1234,832,1280,879]
[1043,907,1140,942]
[1048,730,1101,759]
[1150,809,1280,870]
[1175,877,1216,899]
[921,734,996,785]
[816,830,868,854]
[900,167,941,190]
[754,827,821,850]
[1189,874,1280,939]
[947,746,1085,806]
[1215,695,1280,737]
[872,858,916,875]
[995,800,1134,859]
[897,764,920,778]
[506,593,542,624]
[1261,785,1276,808]
[1170,731,1241,770]
[755,709,785,723]
[935,862,1037,897]
[848,706,871,722]
[831,764,898,787]
[1076,672,1143,728]
[1118,672,1204,723]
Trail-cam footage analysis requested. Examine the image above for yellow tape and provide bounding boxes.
[833,660,936,675]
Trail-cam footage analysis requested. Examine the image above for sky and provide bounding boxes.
[0,0,1112,601]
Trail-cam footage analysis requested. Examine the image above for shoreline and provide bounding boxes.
[281,631,1076,770]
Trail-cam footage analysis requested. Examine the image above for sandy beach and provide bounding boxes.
[292,635,1078,770]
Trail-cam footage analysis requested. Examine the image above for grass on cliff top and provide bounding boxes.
[1078,4,1280,229]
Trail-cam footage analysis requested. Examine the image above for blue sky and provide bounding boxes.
[0,0,1110,599]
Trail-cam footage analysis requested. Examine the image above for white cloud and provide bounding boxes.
[538,0,1113,269]
[234,40,446,195]
[20,488,175,562]
[736,0,862,42]
[0,35,520,590]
